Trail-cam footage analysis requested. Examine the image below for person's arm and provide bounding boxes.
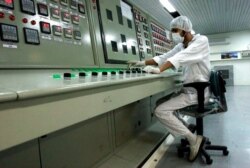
[145,59,158,66]
[159,61,174,72]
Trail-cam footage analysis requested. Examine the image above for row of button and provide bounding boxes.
[63,70,146,78]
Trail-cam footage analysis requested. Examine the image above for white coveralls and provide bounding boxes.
[153,34,211,137]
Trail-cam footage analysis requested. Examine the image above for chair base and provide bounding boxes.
[177,137,229,165]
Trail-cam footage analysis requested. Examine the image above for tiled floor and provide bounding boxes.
[156,86,250,168]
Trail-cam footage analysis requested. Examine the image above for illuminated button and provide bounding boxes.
[40,21,51,34]
[9,14,15,21]
[0,12,5,18]
[92,72,98,76]
[63,28,72,38]
[64,73,71,78]
[79,72,86,77]
[31,20,36,25]
[61,11,70,22]
[50,8,60,19]
[78,4,85,14]
[52,25,62,36]
[0,0,14,9]
[22,18,28,23]
[102,72,108,76]
[71,15,79,25]
[53,74,61,79]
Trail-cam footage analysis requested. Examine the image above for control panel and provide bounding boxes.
[0,0,95,68]
[133,7,153,60]
[150,22,172,56]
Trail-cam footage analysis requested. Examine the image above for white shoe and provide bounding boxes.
[189,135,205,162]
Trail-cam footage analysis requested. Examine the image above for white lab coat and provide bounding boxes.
[153,34,211,137]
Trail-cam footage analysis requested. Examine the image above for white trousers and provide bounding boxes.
[155,93,198,137]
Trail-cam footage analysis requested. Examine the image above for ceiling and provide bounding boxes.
[130,0,250,35]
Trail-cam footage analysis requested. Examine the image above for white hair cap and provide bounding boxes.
[170,16,193,32]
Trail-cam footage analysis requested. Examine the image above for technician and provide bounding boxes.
[128,16,211,161]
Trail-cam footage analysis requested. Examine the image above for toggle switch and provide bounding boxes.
[102,72,108,76]
[79,72,86,77]
[92,72,98,76]
[64,73,71,78]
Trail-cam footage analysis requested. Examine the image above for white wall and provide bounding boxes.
[207,30,250,85]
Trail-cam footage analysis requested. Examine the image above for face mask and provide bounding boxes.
[172,33,184,44]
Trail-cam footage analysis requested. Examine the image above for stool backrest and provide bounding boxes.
[209,70,228,112]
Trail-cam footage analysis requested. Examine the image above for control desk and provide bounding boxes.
[0,69,181,151]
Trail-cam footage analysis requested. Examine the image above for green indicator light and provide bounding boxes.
[53,74,61,79]
[71,74,76,78]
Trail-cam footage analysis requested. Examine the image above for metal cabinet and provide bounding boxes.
[39,113,112,168]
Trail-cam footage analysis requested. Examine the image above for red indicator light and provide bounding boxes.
[31,20,36,25]
[9,14,15,21]
[0,12,4,18]
[22,18,28,23]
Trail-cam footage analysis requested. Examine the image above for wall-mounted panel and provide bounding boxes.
[0,0,95,68]
[132,7,153,60]
[96,0,140,64]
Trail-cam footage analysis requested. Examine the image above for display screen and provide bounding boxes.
[23,28,40,44]
[37,3,48,16]
[0,0,14,9]
[52,25,62,36]
[0,23,18,42]
[40,21,51,34]
[20,0,36,15]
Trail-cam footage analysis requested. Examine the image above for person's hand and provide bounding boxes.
[127,60,145,67]
[143,66,161,74]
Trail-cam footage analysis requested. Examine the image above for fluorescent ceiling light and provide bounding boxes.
[159,0,176,13]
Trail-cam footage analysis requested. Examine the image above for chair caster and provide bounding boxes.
[181,139,189,146]
[223,149,229,156]
[206,158,213,165]
[206,141,211,145]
